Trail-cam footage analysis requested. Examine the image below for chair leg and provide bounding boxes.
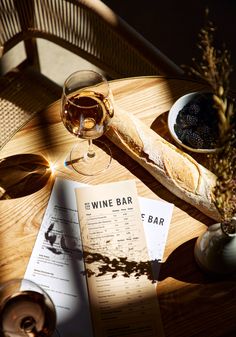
[24,38,41,71]
[13,0,40,71]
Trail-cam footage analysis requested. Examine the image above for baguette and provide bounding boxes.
[106,105,221,221]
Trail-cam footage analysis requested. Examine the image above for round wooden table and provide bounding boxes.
[0,76,235,337]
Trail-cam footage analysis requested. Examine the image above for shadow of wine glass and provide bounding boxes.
[0,153,52,199]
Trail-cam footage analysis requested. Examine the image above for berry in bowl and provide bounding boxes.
[168,92,219,153]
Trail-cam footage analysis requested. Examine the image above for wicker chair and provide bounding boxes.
[0,0,182,150]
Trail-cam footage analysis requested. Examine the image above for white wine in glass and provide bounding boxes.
[61,70,114,176]
[0,278,57,337]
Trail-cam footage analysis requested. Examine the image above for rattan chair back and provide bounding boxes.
[1,0,182,78]
[0,0,182,150]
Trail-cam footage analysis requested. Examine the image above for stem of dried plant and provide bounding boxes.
[185,12,236,223]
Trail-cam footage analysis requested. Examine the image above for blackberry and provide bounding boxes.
[178,128,190,143]
[185,130,204,149]
[197,125,210,137]
[197,125,217,148]
[176,110,184,124]
[188,103,201,115]
[174,124,184,140]
[176,115,188,129]
[176,113,198,129]
[179,128,191,143]
[185,114,199,127]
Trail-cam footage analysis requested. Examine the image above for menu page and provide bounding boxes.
[24,177,173,337]
[75,180,165,337]
[24,178,93,337]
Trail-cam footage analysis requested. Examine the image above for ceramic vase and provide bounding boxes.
[194,217,236,275]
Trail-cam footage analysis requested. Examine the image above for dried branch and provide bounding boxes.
[184,10,236,222]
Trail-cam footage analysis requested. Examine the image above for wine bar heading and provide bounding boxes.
[85,196,133,210]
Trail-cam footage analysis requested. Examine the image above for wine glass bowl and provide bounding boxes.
[0,278,57,337]
[61,70,114,176]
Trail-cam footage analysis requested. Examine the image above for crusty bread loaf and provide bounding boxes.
[106,105,221,221]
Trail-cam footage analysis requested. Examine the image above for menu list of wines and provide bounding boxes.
[75,180,164,337]
[24,178,173,337]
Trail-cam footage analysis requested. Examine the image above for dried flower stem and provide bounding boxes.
[186,11,236,222]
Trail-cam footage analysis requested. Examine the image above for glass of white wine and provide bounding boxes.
[61,69,114,176]
[0,278,58,337]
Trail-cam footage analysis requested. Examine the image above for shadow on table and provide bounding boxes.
[158,237,236,284]
[157,238,236,336]
[0,153,51,199]
[158,239,236,337]
[159,277,236,337]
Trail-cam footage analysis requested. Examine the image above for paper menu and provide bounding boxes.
[140,197,173,280]
[140,196,173,261]
[24,178,93,337]
[75,180,165,337]
[24,177,173,337]
[75,180,148,261]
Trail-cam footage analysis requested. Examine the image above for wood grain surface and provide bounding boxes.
[0,76,235,337]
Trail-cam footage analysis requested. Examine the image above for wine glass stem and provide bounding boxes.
[86,139,96,159]
[21,316,37,337]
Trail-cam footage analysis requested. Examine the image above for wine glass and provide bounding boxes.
[61,69,114,176]
[0,278,58,337]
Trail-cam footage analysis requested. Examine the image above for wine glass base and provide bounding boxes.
[66,140,112,176]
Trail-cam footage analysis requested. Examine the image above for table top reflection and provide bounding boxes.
[0,76,235,337]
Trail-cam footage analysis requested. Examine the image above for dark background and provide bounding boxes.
[102,0,236,90]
